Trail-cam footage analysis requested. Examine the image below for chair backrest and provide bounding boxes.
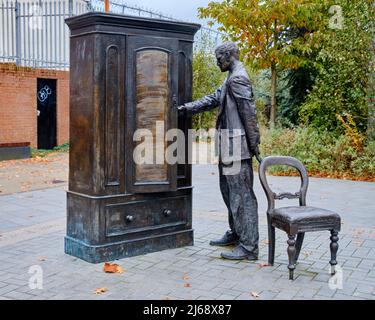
[259,156,309,213]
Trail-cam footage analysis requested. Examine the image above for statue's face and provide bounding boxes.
[216,51,231,72]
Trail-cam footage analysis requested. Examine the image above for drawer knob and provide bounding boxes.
[163,209,172,217]
[126,215,134,223]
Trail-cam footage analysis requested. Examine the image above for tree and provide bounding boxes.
[278,66,317,125]
[299,0,374,135]
[192,31,226,130]
[199,0,326,126]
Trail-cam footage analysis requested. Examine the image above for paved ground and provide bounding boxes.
[0,153,67,195]
[0,159,374,300]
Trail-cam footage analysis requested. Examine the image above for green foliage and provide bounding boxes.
[198,0,327,126]
[299,0,374,134]
[199,0,325,70]
[277,67,317,125]
[198,0,374,134]
[31,142,70,158]
[192,32,226,130]
[260,125,375,178]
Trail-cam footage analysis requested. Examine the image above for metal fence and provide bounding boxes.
[0,0,224,70]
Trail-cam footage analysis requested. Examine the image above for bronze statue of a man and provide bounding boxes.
[178,41,260,260]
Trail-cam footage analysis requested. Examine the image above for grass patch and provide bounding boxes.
[31,142,69,158]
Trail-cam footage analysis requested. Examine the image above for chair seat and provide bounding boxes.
[271,206,341,226]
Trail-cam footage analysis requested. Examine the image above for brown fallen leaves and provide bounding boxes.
[0,152,69,194]
[103,262,124,274]
[272,169,375,182]
[94,287,108,295]
[250,291,260,298]
[52,179,66,184]
[259,262,269,268]
[96,262,124,295]
[182,273,191,288]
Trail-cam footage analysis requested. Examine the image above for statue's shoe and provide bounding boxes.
[209,231,238,246]
[220,245,258,261]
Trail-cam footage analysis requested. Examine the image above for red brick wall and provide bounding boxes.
[0,63,69,148]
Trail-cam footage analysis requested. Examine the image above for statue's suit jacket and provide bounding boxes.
[184,62,260,163]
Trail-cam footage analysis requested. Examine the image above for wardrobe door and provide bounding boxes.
[126,36,179,193]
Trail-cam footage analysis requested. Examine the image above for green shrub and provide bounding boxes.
[259,125,375,179]
[31,142,70,158]
[192,33,226,131]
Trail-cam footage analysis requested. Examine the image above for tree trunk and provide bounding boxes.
[270,63,277,127]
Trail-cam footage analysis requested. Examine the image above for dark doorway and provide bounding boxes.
[37,78,57,149]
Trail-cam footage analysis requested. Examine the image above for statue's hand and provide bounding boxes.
[177,104,186,112]
[252,145,262,164]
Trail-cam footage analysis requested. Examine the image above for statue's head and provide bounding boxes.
[214,41,239,72]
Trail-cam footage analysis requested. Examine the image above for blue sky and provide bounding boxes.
[123,0,213,24]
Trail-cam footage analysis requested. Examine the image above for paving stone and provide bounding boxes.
[352,291,375,300]
[298,288,319,299]
[355,283,375,295]
[362,240,375,248]
[274,289,300,300]
[0,167,375,300]
[0,284,19,296]
[316,286,337,298]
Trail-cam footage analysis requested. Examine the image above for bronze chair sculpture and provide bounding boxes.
[258,156,341,280]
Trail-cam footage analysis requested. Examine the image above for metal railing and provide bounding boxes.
[0,0,224,70]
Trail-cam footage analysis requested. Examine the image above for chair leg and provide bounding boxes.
[295,232,305,264]
[268,224,275,266]
[330,230,339,275]
[287,234,296,280]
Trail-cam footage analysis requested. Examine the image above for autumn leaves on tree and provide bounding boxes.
[198,0,373,132]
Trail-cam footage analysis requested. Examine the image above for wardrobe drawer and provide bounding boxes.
[105,196,187,237]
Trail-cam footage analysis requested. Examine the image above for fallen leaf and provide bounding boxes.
[38,257,46,261]
[182,275,190,281]
[116,266,125,274]
[353,240,363,246]
[184,283,192,288]
[52,179,65,184]
[259,263,269,268]
[94,287,107,294]
[250,291,260,298]
[162,296,171,300]
[103,262,124,274]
